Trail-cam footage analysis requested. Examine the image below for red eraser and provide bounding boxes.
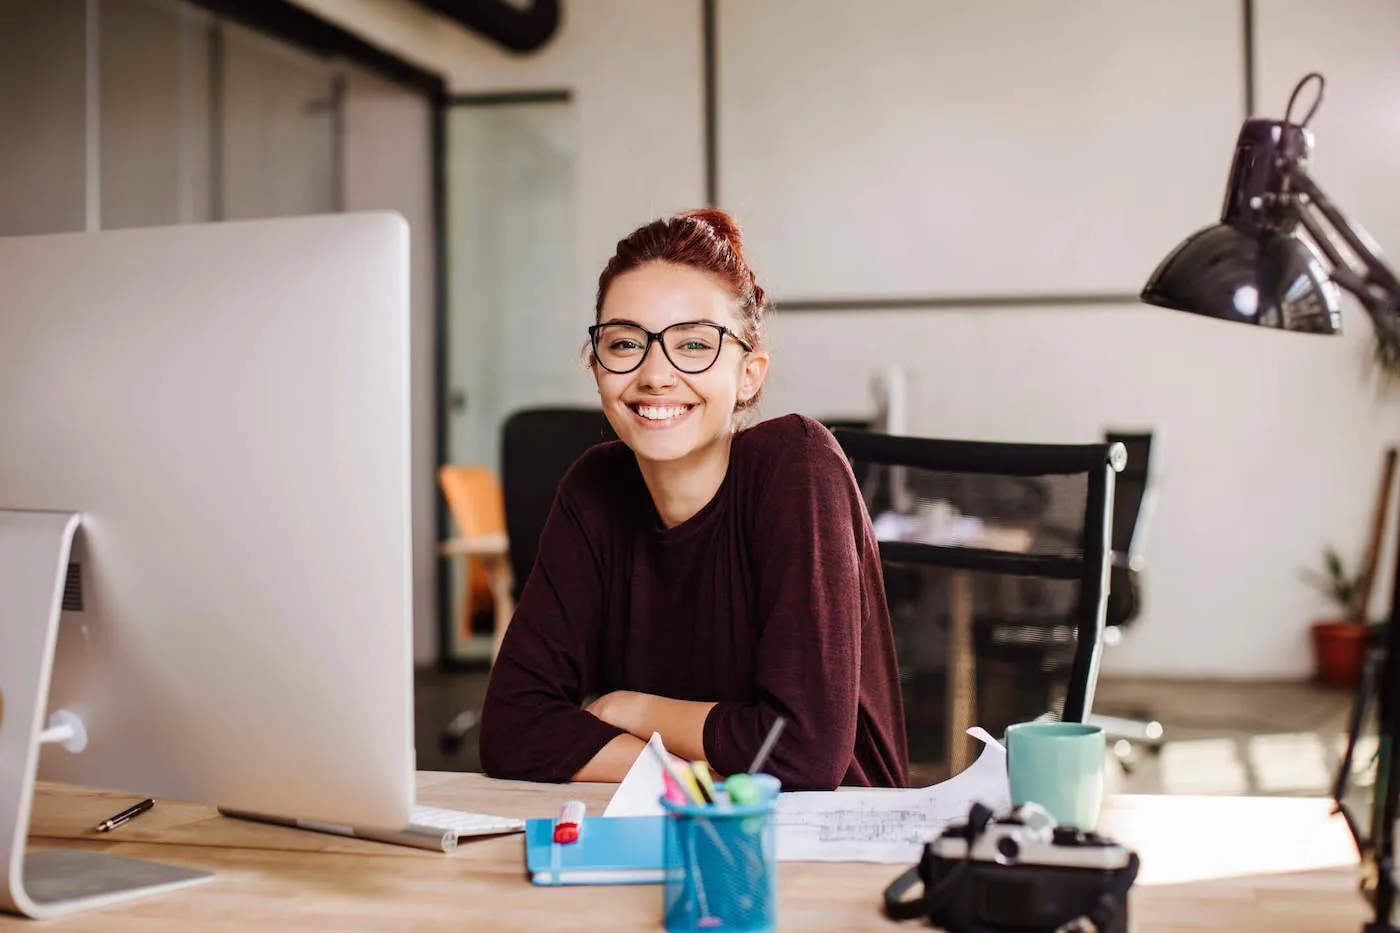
[553,823,579,844]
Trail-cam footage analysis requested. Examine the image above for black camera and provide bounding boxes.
[882,802,1139,933]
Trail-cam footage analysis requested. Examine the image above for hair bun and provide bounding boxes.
[680,208,745,260]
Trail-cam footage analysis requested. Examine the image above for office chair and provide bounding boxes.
[437,464,513,661]
[832,428,1124,784]
[1088,431,1165,764]
[500,407,618,601]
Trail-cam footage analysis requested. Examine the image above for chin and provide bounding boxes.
[625,429,705,464]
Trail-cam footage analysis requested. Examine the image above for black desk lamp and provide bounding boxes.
[1140,72,1400,933]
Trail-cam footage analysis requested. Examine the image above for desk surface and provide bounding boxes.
[8,773,1369,931]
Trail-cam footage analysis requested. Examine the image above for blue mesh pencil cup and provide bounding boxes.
[660,774,781,933]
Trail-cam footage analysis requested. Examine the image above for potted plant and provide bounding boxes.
[1305,546,1374,688]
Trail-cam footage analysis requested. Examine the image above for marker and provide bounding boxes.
[725,772,759,806]
[647,739,704,805]
[676,767,706,804]
[652,745,737,866]
[94,798,154,833]
[661,770,690,806]
[553,800,585,844]
[689,761,717,805]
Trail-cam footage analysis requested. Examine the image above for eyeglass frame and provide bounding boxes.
[587,320,755,375]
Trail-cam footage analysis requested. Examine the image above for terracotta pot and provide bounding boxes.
[1310,619,1370,688]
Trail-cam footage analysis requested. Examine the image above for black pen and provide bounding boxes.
[94,798,154,833]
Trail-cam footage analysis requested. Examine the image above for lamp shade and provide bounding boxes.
[1140,222,1342,334]
[1139,116,1342,336]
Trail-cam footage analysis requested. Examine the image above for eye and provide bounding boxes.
[681,339,713,351]
[608,337,643,351]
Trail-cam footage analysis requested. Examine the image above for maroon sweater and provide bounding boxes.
[479,414,909,790]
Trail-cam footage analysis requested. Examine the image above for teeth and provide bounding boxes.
[636,405,690,421]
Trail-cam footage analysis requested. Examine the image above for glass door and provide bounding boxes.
[442,95,583,661]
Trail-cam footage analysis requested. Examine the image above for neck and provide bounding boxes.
[636,433,735,528]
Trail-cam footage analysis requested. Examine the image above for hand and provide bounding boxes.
[585,690,645,733]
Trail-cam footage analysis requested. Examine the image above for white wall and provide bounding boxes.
[720,0,1243,298]
[292,0,1400,678]
[340,64,439,665]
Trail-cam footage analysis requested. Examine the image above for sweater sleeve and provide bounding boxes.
[479,474,625,782]
[701,423,866,790]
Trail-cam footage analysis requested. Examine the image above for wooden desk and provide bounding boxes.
[7,775,1368,932]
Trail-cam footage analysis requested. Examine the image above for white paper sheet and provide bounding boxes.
[774,727,1010,863]
[601,727,1012,864]
[602,732,674,817]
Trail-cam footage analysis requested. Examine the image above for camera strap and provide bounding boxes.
[883,803,996,921]
[1051,851,1140,933]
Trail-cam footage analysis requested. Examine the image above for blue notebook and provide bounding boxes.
[525,815,666,886]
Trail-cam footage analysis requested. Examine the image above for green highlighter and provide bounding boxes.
[725,772,759,806]
[719,772,767,835]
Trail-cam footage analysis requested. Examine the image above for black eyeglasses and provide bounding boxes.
[588,321,754,375]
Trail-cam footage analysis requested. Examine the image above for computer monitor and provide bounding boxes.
[0,213,415,917]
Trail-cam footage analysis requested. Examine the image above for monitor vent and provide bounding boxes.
[62,562,84,612]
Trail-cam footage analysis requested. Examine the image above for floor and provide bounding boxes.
[414,669,1364,799]
[1093,677,1359,798]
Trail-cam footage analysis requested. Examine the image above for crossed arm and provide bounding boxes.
[572,692,718,781]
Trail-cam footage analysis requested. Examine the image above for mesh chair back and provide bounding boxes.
[500,407,617,601]
[833,429,1123,782]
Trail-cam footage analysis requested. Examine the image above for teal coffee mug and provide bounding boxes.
[1005,721,1105,829]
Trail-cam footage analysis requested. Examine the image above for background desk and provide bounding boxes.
[7,773,1368,931]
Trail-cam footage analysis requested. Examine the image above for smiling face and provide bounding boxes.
[593,261,768,468]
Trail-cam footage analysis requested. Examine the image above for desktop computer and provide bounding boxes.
[0,213,420,917]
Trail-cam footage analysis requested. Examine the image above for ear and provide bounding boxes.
[737,349,770,404]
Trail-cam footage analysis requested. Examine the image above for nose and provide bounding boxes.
[634,337,678,390]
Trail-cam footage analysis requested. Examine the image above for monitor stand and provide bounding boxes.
[0,510,213,918]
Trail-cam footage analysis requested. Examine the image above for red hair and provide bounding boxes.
[594,209,771,353]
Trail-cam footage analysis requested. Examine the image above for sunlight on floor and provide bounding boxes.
[1157,737,1249,795]
[1248,732,1334,795]
[1147,730,1370,798]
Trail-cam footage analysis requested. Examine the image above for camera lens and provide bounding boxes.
[995,836,1020,864]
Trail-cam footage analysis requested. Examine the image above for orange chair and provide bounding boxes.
[438,465,514,662]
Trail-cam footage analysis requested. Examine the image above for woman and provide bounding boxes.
[479,209,908,790]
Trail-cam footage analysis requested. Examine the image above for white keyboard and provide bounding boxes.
[410,804,525,838]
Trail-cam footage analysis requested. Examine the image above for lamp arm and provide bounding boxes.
[1291,163,1400,933]
[1296,209,1368,288]
[1287,166,1400,345]
[1294,206,1400,355]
